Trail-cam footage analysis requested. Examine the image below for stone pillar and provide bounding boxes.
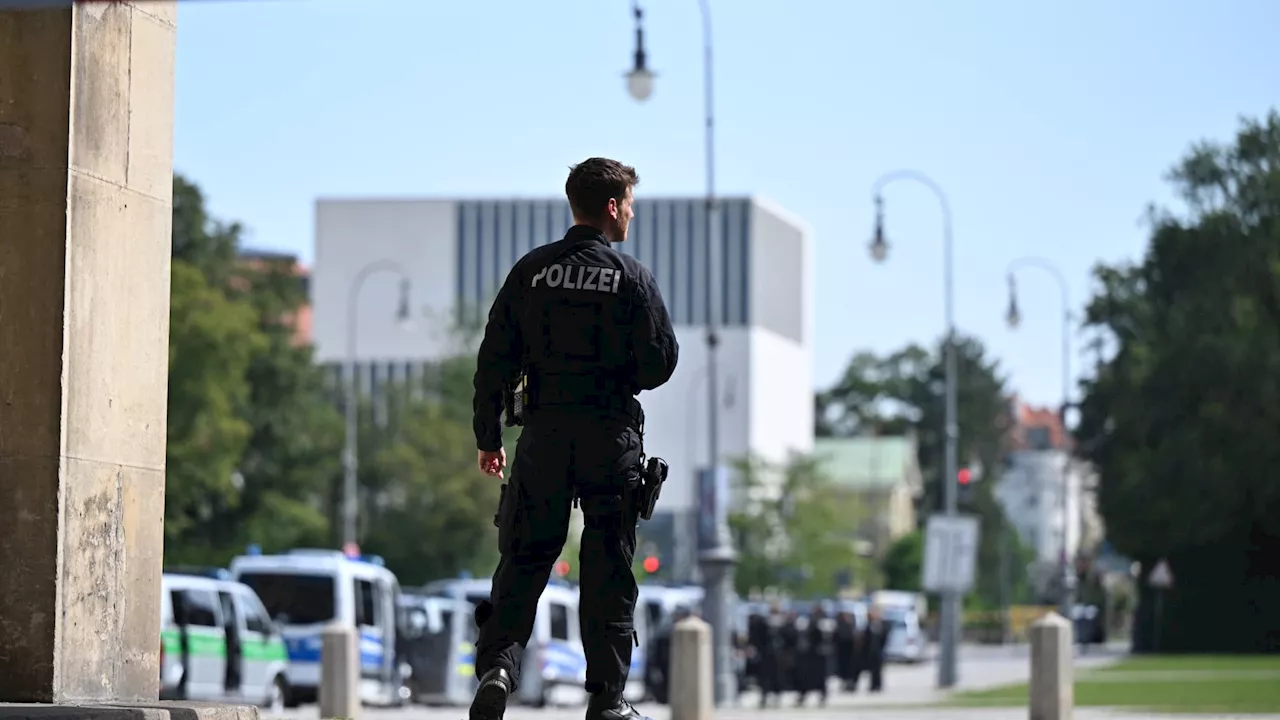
[1029,612,1074,720]
[320,624,361,720]
[669,616,713,720]
[0,0,176,704]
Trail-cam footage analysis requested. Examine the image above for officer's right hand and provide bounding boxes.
[478,448,506,479]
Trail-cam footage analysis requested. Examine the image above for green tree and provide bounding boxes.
[355,354,517,586]
[1077,111,1280,652]
[882,530,923,591]
[166,174,343,564]
[729,453,872,597]
[164,259,264,561]
[221,257,341,556]
[171,175,239,287]
[818,335,1021,609]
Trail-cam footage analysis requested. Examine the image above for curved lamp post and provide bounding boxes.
[343,261,412,548]
[1005,257,1075,619]
[868,169,961,689]
[626,0,736,705]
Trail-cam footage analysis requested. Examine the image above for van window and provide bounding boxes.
[238,572,335,625]
[239,591,273,634]
[181,588,220,627]
[354,579,376,627]
[549,603,570,641]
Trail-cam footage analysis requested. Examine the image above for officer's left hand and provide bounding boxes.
[478,448,506,479]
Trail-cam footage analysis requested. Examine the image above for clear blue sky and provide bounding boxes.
[174,0,1279,407]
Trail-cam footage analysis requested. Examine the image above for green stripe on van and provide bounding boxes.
[242,638,288,662]
[161,630,285,662]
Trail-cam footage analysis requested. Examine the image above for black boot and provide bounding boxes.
[585,690,650,720]
[469,668,513,720]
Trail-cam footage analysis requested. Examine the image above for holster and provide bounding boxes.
[502,372,528,427]
[494,478,524,555]
[632,456,668,521]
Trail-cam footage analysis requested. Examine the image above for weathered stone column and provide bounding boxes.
[0,0,176,704]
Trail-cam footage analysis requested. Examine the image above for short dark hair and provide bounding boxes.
[565,157,639,222]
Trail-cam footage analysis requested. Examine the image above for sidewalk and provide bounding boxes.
[679,709,1280,720]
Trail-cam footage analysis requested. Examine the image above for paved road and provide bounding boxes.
[271,643,1211,720]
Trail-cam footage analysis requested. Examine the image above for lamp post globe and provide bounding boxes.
[869,227,889,263]
[626,68,655,102]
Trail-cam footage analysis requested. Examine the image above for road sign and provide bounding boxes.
[1148,558,1174,589]
[922,513,981,593]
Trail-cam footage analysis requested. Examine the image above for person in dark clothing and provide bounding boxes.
[834,611,857,691]
[748,610,783,707]
[468,158,680,720]
[795,606,832,706]
[778,609,800,695]
[854,606,890,693]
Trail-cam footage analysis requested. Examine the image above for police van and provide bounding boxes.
[159,569,291,710]
[229,549,405,707]
[399,592,477,706]
[421,577,587,708]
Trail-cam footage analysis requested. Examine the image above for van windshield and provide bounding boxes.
[238,572,335,625]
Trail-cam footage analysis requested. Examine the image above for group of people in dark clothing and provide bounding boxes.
[741,602,891,707]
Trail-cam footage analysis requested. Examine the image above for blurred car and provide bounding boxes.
[882,606,926,663]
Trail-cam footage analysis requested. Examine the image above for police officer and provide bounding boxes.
[469,157,679,720]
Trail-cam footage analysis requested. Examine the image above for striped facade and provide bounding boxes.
[455,198,753,327]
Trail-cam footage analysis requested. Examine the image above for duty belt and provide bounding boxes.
[529,385,643,425]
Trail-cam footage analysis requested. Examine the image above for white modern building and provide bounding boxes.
[311,196,814,580]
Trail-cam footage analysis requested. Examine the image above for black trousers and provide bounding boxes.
[475,407,643,696]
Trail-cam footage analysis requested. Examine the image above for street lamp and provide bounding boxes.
[624,1,655,101]
[625,0,736,706]
[1004,257,1075,618]
[1005,275,1021,329]
[869,195,888,262]
[868,169,961,689]
[343,261,413,548]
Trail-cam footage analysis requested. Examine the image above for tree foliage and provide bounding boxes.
[164,175,502,581]
[729,453,874,597]
[165,259,263,556]
[816,335,1033,609]
[356,359,513,586]
[881,530,923,592]
[1077,111,1280,652]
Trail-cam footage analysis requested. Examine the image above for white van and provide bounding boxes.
[421,577,587,708]
[881,606,927,663]
[160,570,291,710]
[399,593,477,706]
[229,549,404,707]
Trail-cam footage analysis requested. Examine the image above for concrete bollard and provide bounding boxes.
[669,616,714,720]
[320,623,361,720]
[1029,612,1074,720]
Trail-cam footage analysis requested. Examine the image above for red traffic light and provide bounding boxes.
[957,468,972,485]
[554,560,570,577]
[642,556,660,573]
